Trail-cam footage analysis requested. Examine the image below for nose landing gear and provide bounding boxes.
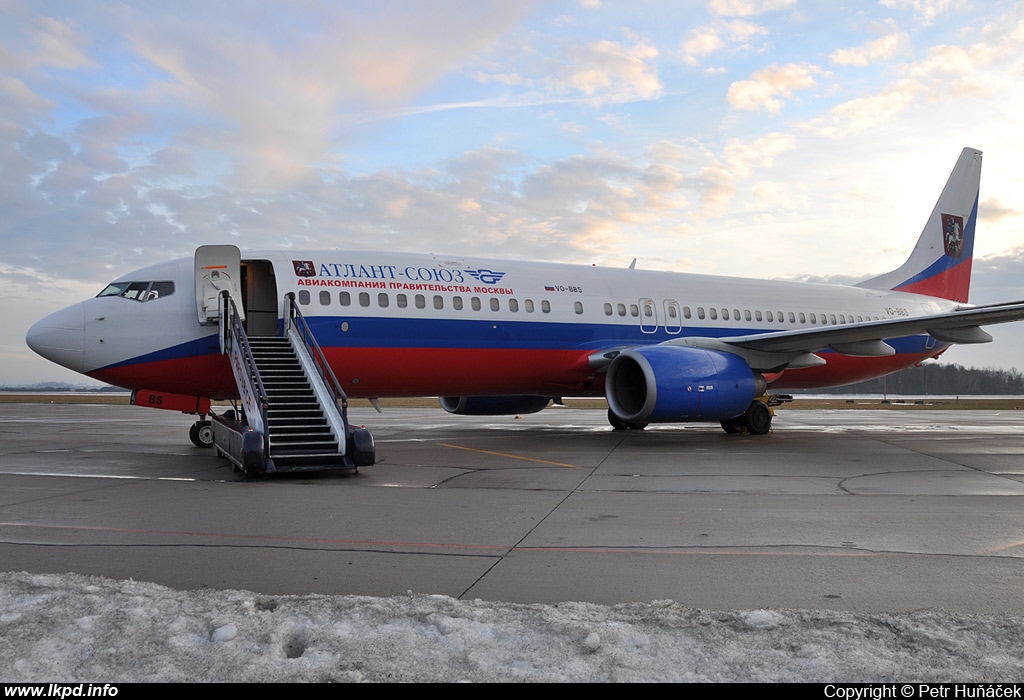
[189,419,215,448]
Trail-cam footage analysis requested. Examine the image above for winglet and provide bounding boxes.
[857,148,981,303]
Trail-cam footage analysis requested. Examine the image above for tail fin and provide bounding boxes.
[857,147,981,303]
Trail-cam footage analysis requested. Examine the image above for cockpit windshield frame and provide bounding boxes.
[96,281,175,302]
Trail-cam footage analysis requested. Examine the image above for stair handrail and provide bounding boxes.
[283,293,351,421]
[220,291,270,459]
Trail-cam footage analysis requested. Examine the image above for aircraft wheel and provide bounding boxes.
[347,428,376,467]
[743,401,772,436]
[607,409,647,431]
[189,420,215,448]
[720,416,744,434]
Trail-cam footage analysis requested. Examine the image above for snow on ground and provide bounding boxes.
[1,572,1023,682]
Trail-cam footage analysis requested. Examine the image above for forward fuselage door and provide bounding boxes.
[195,245,243,325]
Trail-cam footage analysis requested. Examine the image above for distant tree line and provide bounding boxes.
[811,363,1024,395]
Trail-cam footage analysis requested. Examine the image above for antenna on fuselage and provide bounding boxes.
[628,258,637,270]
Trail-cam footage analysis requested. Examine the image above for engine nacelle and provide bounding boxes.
[439,395,552,416]
[606,345,766,424]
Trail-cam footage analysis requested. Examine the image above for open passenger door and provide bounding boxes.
[195,245,243,325]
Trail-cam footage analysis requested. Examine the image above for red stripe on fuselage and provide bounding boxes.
[322,347,599,397]
[87,345,939,399]
[88,354,237,399]
[771,350,939,390]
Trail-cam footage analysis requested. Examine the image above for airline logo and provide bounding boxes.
[466,269,506,285]
[941,213,965,258]
[290,260,513,293]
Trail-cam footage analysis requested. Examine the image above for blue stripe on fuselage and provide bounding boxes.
[96,315,939,371]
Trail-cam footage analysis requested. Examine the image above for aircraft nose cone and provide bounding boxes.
[26,303,86,374]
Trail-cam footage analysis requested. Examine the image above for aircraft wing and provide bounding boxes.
[722,300,1024,356]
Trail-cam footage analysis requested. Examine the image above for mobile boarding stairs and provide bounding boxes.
[210,291,375,476]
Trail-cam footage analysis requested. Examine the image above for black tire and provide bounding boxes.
[347,428,376,467]
[743,401,772,436]
[189,420,215,448]
[720,416,745,434]
[607,408,647,431]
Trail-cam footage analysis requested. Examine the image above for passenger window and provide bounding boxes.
[298,290,310,305]
[471,297,482,311]
[415,295,425,309]
[799,313,806,324]
[509,299,519,312]
[722,309,730,321]
[617,303,626,317]
[490,298,500,311]
[340,292,351,306]
[525,299,535,313]
[630,304,639,317]
[683,306,691,319]
[396,294,407,308]
[359,292,370,307]
[709,308,718,320]
[378,293,389,308]
[541,300,551,313]
[604,303,613,316]
[697,307,705,320]
[320,291,331,306]
[574,301,584,315]
[453,296,464,311]
[434,295,444,310]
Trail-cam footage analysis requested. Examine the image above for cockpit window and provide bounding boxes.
[96,281,174,302]
[97,282,130,298]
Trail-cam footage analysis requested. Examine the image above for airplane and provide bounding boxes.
[25,147,1024,474]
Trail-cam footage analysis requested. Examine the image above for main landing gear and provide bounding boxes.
[608,408,647,431]
[720,395,791,436]
[720,400,772,436]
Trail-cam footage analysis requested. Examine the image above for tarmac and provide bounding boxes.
[3,401,1024,612]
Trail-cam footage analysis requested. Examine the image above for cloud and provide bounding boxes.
[830,30,910,67]
[547,39,662,103]
[23,16,95,70]
[802,82,921,139]
[692,133,797,218]
[113,2,533,187]
[805,10,1024,138]
[681,20,769,65]
[980,197,1021,224]
[879,0,970,26]
[727,63,817,113]
[708,0,797,18]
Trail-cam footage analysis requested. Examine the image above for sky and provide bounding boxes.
[4,0,1024,385]
[3,571,1024,681]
